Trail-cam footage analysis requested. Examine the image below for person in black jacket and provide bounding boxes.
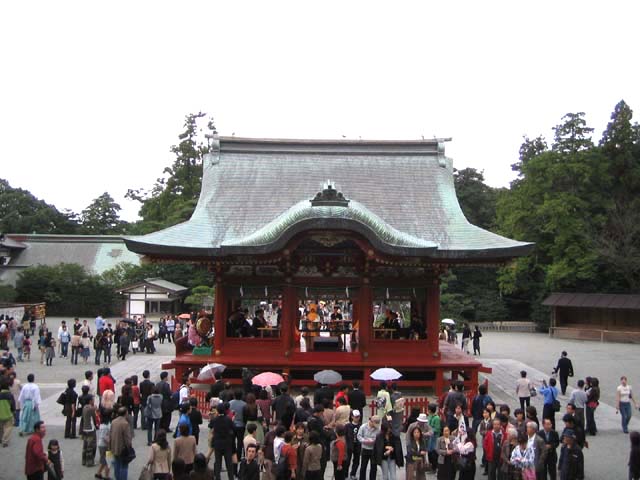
[558,430,583,480]
[345,410,362,479]
[63,378,79,438]
[553,351,574,396]
[239,444,260,480]
[139,370,154,430]
[373,423,404,479]
[156,371,173,432]
[210,402,236,480]
[314,384,334,408]
[348,381,366,414]
[629,431,640,480]
[272,385,296,428]
[537,418,560,480]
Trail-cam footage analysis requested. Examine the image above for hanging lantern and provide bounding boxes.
[345,286,350,298]
[305,287,309,298]
[265,286,268,298]
[240,285,244,297]
[386,288,390,300]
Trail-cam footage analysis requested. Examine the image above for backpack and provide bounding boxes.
[275,444,289,478]
[376,394,387,411]
[170,390,181,410]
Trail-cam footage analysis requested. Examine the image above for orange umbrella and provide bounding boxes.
[178,313,191,319]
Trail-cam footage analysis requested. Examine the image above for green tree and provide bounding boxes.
[80,192,126,234]
[101,262,213,290]
[0,179,78,234]
[552,112,594,155]
[454,168,500,230]
[511,135,548,181]
[184,285,214,309]
[0,284,17,302]
[126,113,217,233]
[15,263,118,316]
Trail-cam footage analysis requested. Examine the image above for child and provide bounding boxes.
[47,439,64,479]
[332,425,347,480]
[23,334,31,362]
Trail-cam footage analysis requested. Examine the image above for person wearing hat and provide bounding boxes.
[558,429,584,480]
[345,410,362,480]
[357,415,381,480]
[405,412,433,447]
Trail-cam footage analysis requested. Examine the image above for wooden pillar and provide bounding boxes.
[281,284,296,357]
[213,281,226,355]
[358,283,373,360]
[426,276,441,357]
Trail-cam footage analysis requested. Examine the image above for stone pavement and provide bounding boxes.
[1,322,638,479]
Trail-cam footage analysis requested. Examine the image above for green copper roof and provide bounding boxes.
[125,137,533,260]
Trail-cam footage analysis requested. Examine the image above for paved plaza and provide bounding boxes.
[0,319,638,479]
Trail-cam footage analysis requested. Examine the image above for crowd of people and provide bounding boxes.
[1,314,640,480]
[0,314,194,369]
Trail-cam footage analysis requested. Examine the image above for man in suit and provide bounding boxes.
[553,351,574,395]
[526,421,546,480]
[110,407,133,480]
[156,371,172,432]
[349,381,366,414]
[537,418,560,480]
[139,370,154,430]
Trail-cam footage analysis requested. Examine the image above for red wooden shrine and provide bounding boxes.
[125,137,532,395]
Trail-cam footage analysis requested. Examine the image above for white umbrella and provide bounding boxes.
[370,367,402,381]
[197,363,226,381]
[441,318,456,325]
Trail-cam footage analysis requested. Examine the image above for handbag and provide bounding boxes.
[551,389,560,412]
[529,387,537,397]
[138,465,152,480]
[120,445,136,464]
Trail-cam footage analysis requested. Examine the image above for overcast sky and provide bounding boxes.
[1,1,639,222]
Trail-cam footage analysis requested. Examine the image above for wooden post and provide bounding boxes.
[213,281,226,355]
[358,283,373,360]
[426,277,441,356]
[281,284,295,356]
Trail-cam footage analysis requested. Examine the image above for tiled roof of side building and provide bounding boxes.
[124,137,533,261]
[1,234,140,286]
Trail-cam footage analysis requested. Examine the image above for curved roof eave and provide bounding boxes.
[218,200,438,256]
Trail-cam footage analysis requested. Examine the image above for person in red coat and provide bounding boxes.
[98,368,115,396]
[25,420,49,480]
[482,418,506,480]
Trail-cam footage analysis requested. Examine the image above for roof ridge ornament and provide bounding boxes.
[310,182,350,207]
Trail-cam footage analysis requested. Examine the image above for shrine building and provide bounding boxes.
[125,136,532,394]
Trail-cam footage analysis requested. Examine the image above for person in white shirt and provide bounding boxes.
[515,370,533,411]
[179,378,191,405]
[17,373,41,434]
[616,375,638,434]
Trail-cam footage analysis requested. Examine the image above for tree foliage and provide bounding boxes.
[442,168,509,322]
[15,263,117,316]
[102,262,213,291]
[126,113,217,233]
[497,101,640,325]
[0,179,78,234]
[80,192,126,234]
[184,285,214,308]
